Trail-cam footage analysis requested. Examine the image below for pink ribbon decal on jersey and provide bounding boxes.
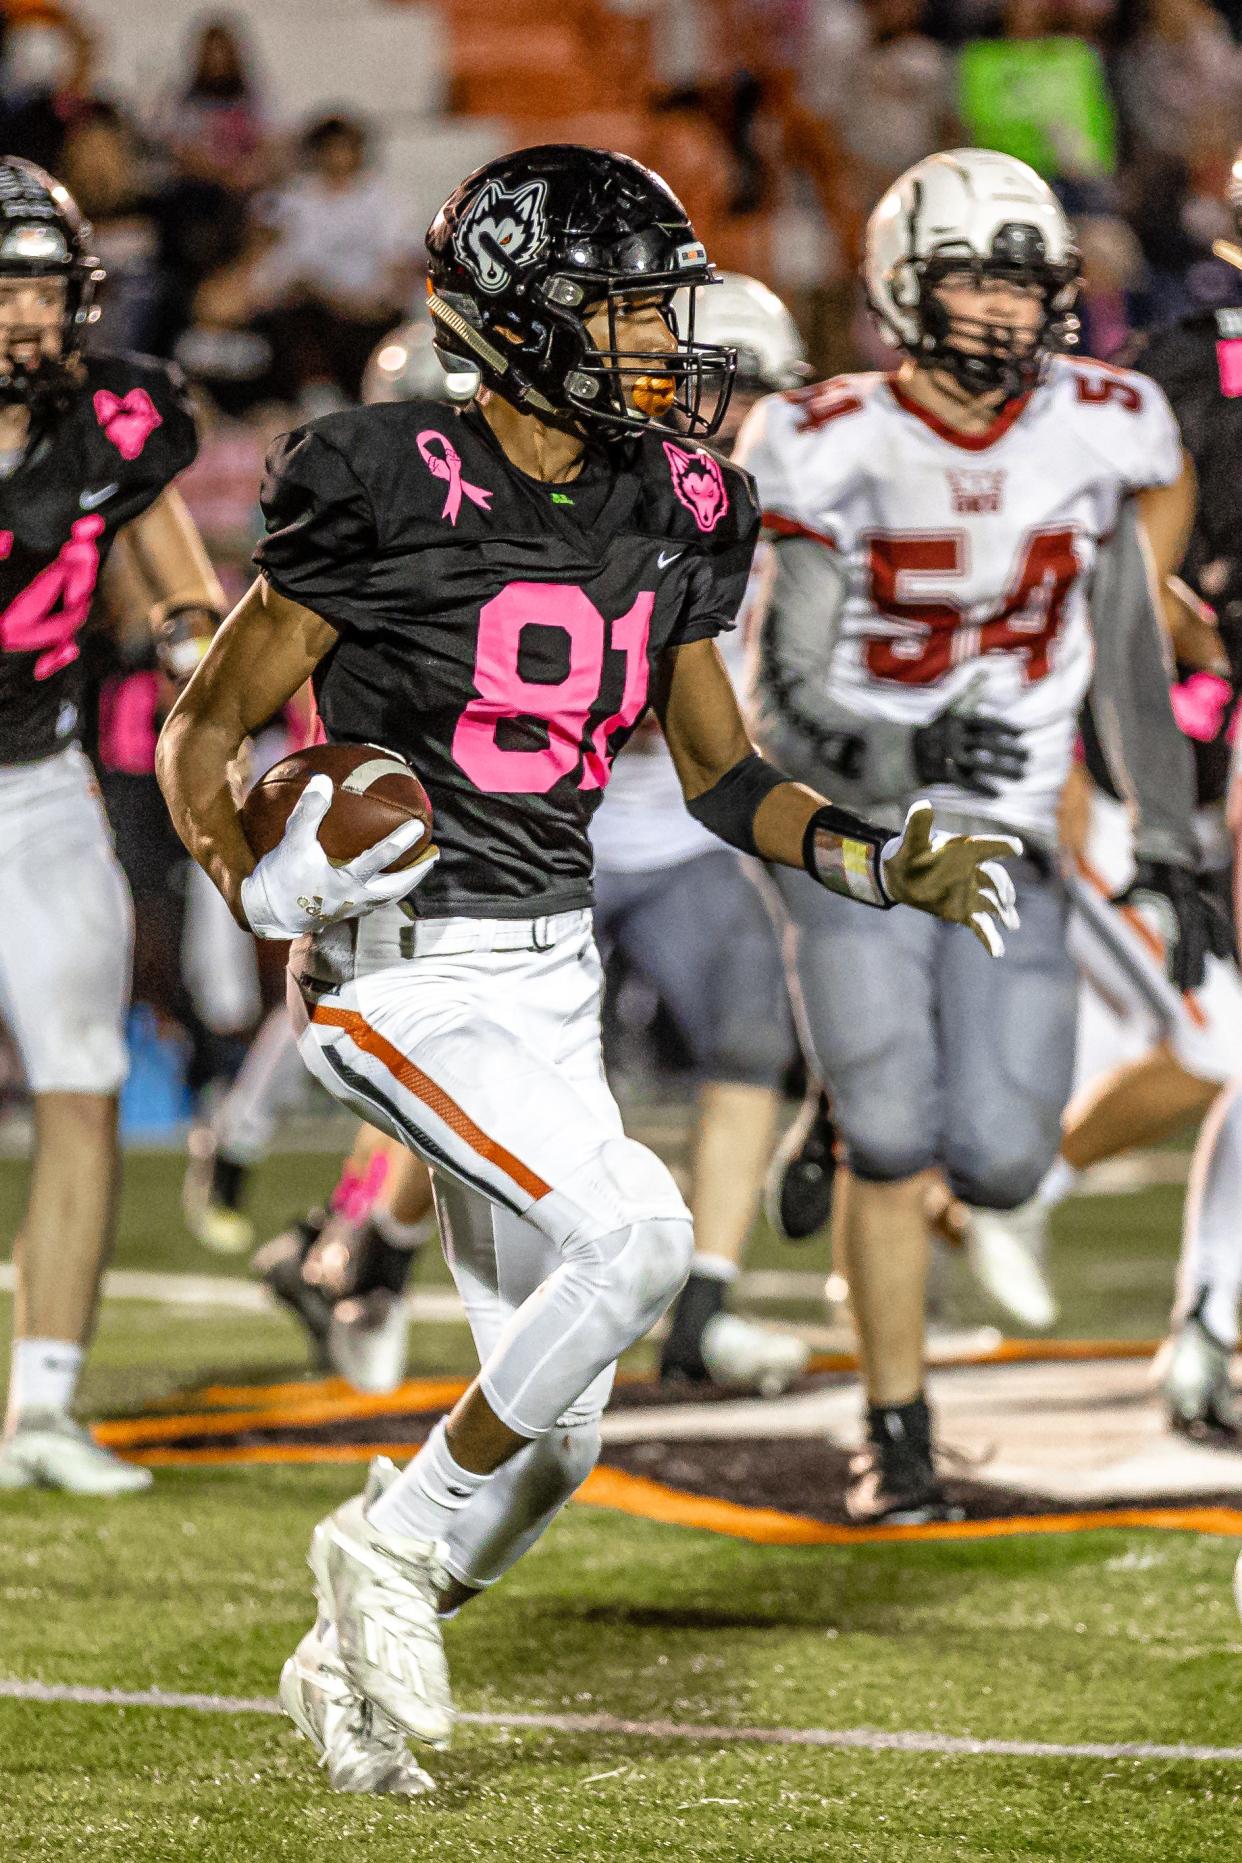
[417,429,493,526]
[93,386,163,460]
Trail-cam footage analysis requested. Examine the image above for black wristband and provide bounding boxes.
[684,752,789,857]
[802,805,893,909]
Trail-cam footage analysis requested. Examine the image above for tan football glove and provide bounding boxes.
[881,801,1022,957]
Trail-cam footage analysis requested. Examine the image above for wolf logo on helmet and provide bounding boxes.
[454,177,549,294]
[425,145,736,439]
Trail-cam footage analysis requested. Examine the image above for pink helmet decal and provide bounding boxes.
[94,387,163,461]
[663,440,728,534]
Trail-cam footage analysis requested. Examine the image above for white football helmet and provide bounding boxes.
[362,314,480,407]
[864,148,1079,400]
[672,273,809,394]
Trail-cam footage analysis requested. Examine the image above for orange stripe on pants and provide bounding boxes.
[311,1003,551,1200]
[1075,854,1208,1031]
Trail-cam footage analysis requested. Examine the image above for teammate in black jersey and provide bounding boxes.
[158,145,1021,1794]
[0,160,222,1497]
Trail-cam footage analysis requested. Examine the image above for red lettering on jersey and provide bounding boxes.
[1073,371,1142,413]
[862,526,1079,686]
[785,382,864,432]
[0,515,105,678]
[93,386,163,460]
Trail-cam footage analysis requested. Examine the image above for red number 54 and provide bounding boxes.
[862,526,1080,686]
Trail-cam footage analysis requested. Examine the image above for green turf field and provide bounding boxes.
[1,1144,1239,1861]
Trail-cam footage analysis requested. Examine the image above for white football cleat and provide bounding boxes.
[0,1410,152,1495]
[699,1313,810,1398]
[964,1199,1058,1332]
[328,1289,409,1396]
[280,1622,435,1795]
[1154,1306,1239,1436]
[309,1459,454,1746]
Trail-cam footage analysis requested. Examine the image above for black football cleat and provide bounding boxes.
[845,1396,964,1525]
[766,1087,837,1242]
[252,1210,333,1366]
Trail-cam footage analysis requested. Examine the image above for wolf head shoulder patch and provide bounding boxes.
[663,441,729,535]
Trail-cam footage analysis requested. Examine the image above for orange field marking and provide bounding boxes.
[105,1442,1242,1543]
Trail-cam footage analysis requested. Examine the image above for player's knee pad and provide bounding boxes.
[943,1145,1049,1213]
[841,1124,938,1185]
[574,1212,696,1342]
[825,1067,937,1185]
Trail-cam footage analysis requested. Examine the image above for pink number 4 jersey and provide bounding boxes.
[735,357,1183,839]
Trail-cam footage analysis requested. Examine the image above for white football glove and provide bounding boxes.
[881,800,1022,957]
[240,774,437,940]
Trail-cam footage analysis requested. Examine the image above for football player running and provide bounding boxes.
[737,148,1225,1524]
[158,146,1017,1793]
[590,272,807,1395]
[0,160,219,1495]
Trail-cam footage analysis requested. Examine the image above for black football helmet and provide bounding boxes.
[0,157,103,409]
[425,144,735,439]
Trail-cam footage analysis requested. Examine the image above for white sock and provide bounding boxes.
[367,1418,493,1542]
[370,1206,428,1252]
[1036,1155,1079,1209]
[6,1339,84,1428]
[687,1252,738,1284]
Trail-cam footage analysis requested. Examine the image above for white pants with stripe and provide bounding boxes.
[1065,791,1242,1086]
[1065,788,1242,1342]
[294,906,691,1435]
[0,745,132,1094]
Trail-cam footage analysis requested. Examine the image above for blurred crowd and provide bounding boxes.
[2,0,1242,1119]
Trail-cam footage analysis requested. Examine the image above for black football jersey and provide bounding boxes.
[0,351,197,766]
[256,400,759,918]
[1127,308,1242,804]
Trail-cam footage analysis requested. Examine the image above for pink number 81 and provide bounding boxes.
[452,581,654,794]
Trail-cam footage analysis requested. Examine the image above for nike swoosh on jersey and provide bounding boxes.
[79,483,119,510]
[657,550,684,568]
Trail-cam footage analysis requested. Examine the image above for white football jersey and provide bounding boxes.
[735,357,1183,838]
[589,551,768,873]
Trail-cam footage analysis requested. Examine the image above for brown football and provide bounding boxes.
[240,743,435,874]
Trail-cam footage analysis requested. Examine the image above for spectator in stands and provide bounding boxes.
[0,4,98,174]
[250,113,419,405]
[829,0,958,200]
[60,100,162,353]
[1115,0,1242,167]
[158,16,269,197]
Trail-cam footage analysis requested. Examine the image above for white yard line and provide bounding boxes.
[0,1264,467,1322]
[0,1677,1237,1764]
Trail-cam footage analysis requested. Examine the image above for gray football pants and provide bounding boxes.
[767,856,1078,1208]
[593,847,793,1090]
